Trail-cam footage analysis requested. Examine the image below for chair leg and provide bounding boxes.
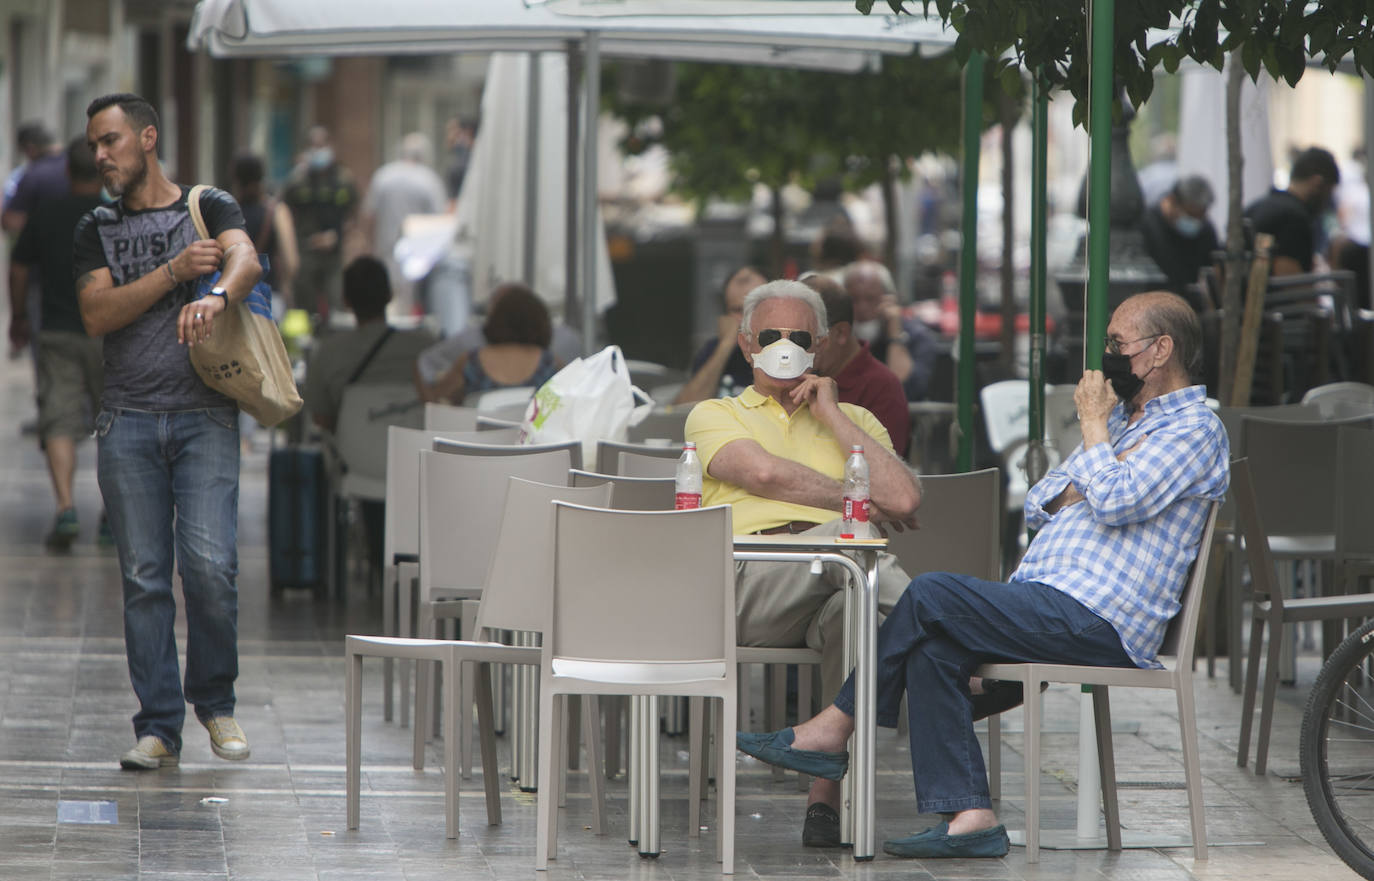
[346,648,363,830]
[688,696,703,837]
[986,713,1002,802]
[443,654,459,840]
[1176,679,1209,860]
[459,600,478,780]
[1237,609,1267,768]
[565,694,582,773]
[796,667,813,791]
[557,696,570,809]
[535,688,561,869]
[582,694,606,835]
[627,696,640,846]
[414,604,435,768]
[474,662,503,825]
[398,566,416,728]
[603,696,622,779]
[1023,671,1041,863]
[768,665,786,782]
[1091,686,1121,851]
[1255,608,1285,776]
[382,566,395,722]
[719,694,737,874]
[639,695,661,857]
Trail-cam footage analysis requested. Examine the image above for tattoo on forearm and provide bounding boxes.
[75,271,97,295]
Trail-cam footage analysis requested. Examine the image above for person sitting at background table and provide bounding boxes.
[737,290,1229,860]
[685,278,921,849]
[415,282,559,405]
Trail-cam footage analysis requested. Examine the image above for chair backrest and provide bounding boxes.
[624,359,686,391]
[569,469,677,511]
[417,443,576,594]
[433,435,580,469]
[1157,501,1221,663]
[979,379,1029,454]
[1043,384,1082,458]
[549,502,735,665]
[384,426,504,567]
[424,402,479,431]
[617,449,680,478]
[595,439,679,475]
[476,414,522,431]
[1337,427,1374,561]
[476,477,613,635]
[626,407,692,444]
[335,382,425,484]
[1240,414,1374,537]
[471,385,535,412]
[1230,458,1284,611]
[884,468,1002,581]
[1217,402,1322,455]
[1302,381,1374,418]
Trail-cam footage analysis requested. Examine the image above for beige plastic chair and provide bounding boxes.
[627,406,692,444]
[470,384,536,412]
[977,502,1220,863]
[617,449,680,478]
[413,439,580,776]
[381,426,508,725]
[535,502,737,873]
[1235,438,1374,774]
[569,469,676,511]
[595,438,679,475]
[423,401,479,431]
[346,476,613,839]
[475,414,522,431]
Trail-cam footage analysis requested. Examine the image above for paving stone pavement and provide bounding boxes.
[0,349,1363,880]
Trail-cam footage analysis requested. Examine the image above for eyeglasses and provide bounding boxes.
[755,328,814,350]
[1104,334,1160,356]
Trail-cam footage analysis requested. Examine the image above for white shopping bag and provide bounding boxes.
[519,345,653,464]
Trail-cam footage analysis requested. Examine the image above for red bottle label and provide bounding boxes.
[843,497,870,523]
[675,492,702,510]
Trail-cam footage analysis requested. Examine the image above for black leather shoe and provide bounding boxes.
[802,802,846,848]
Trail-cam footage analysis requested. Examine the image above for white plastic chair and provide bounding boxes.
[535,502,738,873]
[346,476,613,839]
[627,406,692,444]
[978,502,1220,863]
[471,385,536,412]
[1301,381,1374,417]
[568,469,677,511]
[594,438,679,476]
[423,401,479,431]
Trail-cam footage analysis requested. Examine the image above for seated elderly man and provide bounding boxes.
[685,279,922,847]
[738,291,1229,859]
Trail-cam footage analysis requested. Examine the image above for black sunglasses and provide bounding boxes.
[755,328,814,350]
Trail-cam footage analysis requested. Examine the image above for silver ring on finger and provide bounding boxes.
[195,312,203,320]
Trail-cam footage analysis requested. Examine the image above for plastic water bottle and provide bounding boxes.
[841,444,870,539]
[675,441,703,510]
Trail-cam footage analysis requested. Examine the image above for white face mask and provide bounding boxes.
[852,319,882,343]
[751,338,814,380]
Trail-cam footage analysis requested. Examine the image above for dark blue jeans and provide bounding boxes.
[833,572,1134,814]
[96,407,240,752]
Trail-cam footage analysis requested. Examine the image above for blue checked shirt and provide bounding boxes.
[1010,385,1229,668]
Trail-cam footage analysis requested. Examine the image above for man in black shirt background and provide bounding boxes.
[1141,175,1220,310]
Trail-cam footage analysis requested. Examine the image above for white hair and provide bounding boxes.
[843,259,897,297]
[400,132,432,164]
[741,279,828,337]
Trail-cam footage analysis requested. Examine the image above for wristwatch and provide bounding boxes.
[209,286,228,301]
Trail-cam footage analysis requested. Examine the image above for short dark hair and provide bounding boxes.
[723,265,765,301]
[1291,147,1340,186]
[16,122,53,150]
[1171,175,1214,212]
[65,136,98,183]
[231,153,264,187]
[818,229,862,267]
[483,283,551,348]
[801,274,852,326]
[86,93,160,136]
[342,256,392,320]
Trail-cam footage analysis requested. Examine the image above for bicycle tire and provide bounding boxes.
[1301,619,1374,880]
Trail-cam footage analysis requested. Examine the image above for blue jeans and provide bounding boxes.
[833,572,1134,815]
[96,406,240,752]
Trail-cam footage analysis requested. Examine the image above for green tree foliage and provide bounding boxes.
[856,0,1373,123]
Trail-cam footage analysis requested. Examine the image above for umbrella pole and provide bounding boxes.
[580,31,601,354]
[1027,70,1049,490]
[955,51,985,473]
[523,52,542,287]
[565,41,581,337]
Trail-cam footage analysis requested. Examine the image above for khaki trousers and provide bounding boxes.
[735,519,912,698]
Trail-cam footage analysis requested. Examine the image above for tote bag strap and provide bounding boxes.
[186,184,211,240]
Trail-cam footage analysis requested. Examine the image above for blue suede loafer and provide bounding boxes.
[883,822,1010,858]
[735,728,849,781]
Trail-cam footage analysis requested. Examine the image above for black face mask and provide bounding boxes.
[1101,352,1144,404]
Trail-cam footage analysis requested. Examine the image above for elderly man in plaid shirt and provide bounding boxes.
[738,291,1230,860]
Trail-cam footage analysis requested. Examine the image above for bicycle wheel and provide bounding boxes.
[1301,619,1374,880]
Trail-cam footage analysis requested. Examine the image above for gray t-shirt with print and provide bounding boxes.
[74,185,246,411]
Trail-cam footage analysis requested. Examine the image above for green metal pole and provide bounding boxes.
[1028,71,1048,458]
[956,51,985,473]
[1084,0,1115,372]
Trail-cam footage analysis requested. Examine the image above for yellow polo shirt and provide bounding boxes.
[685,385,894,535]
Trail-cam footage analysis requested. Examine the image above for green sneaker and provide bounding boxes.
[46,508,79,550]
[97,512,115,548]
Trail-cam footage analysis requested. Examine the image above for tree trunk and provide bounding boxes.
[769,185,785,277]
[880,156,899,274]
[1220,54,1247,405]
[999,95,1017,371]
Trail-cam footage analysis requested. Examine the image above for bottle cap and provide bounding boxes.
[684,441,697,450]
[850,444,864,453]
